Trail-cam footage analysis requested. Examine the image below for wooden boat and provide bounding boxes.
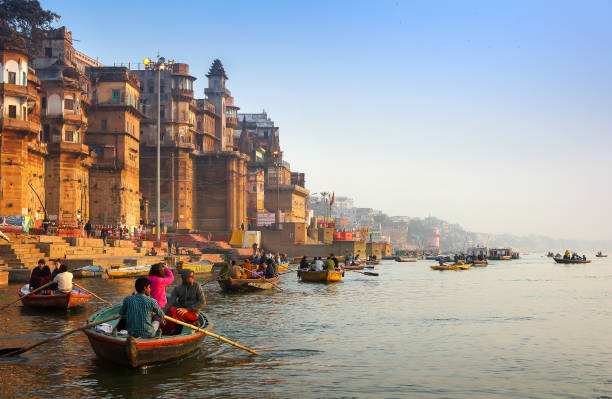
[596,253,608,258]
[299,270,343,283]
[277,261,289,272]
[553,257,591,264]
[179,259,213,274]
[472,259,488,267]
[343,264,365,270]
[18,284,91,309]
[106,264,152,278]
[83,305,212,368]
[217,276,279,292]
[73,265,105,278]
[430,263,472,271]
[366,260,380,265]
[395,256,417,262]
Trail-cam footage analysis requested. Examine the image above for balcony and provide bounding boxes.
[59,142,90,157]
[0,83,37,101]
[226,116,239,129]
[0,117,40,134]
[172,88,193,99]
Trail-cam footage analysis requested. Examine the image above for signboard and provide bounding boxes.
[256,212,285,227]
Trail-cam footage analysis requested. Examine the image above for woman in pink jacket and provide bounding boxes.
[147,263,174,308]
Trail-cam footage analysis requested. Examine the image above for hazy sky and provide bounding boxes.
[44,0,612,240]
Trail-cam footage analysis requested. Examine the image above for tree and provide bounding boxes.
[0,0,58,55]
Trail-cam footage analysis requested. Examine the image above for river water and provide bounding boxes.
[0,255,610,398]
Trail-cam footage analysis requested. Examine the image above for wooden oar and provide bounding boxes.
[0,280,54,312]
[346,270,379,276]
[72,282,113,306]
[162,315,260,355]
[0,315,120,357]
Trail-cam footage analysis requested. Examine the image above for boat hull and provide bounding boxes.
[299,270,343,283]
[277,262,289,272]
[553,258,591,264]
[395,257,417,262]
[217,276,279,292]
[343,264,365,270]
[595,254,608,258]
[365,260,380,265]
[430,263,472,271]
[472,260,488,267]
[83,305,212,368]
[18,285,91,309]
[106,266,152,279]
[489,256,512,260]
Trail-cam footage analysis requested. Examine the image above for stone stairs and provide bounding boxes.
[0,243,48,270]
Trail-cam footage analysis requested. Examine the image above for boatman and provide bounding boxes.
[163,269,205,335]
[119,277,166,338]
[29,259,51,291]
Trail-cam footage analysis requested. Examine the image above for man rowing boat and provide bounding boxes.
[162,269,206,334]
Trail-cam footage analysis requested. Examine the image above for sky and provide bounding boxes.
[43,0,612,241]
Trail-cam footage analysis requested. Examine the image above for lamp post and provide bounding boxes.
[272,150,280,231]
[143,56,173,242]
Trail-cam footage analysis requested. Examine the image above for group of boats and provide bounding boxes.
[6,255,377,368]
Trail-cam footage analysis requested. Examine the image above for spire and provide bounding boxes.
[239,116,252,155]
[206,58,228,79]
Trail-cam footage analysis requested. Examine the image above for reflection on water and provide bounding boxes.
[0,255,611,398]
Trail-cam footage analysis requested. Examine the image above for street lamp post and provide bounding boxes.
[143,56,173,242]
[272,150,280,231]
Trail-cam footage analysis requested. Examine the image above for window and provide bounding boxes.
[160,107,165,118]
[264,130,268,138]
[45,47,52,57]
[112,90,120,103]
[41,97,47,109]
[22,106,27,120]
[181,111,186,121]
[22,72,26,85]
[8,72,16,84]
[252,185,257,192]
[8,105,16,118]
[65,131,74,142]
[101,119,107,130]
[64,98,74,110]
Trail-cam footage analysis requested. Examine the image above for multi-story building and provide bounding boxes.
[33,27,101,227]
[135,60,248,232]
[0,44,46,231]
[86,67,144,226]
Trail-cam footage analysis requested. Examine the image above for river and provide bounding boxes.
[0,255,610,398]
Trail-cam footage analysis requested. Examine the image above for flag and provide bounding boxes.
[330,192,335,206]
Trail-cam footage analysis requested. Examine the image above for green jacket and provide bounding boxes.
[325,259,335,270]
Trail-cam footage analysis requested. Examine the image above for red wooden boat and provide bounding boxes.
[83,305,212,368]
[18,284,91,309]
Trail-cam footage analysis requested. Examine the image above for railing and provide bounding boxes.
[0,117,40,133]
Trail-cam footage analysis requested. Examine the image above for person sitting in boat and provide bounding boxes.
[29,259,51,291]
[52,264,73,294]
[119,277,166,338]
[147,263,174,308]
[325,256,335,271]
[299,256,309,270]
[313,257,324,271]
[265,259,278,278]
[564,250,570,260]
[49,258,62,291]
[229,260,245,279]
[330,253,339,269]
[251,262,266,278]
[163,269,205,335]
[353,255,361,265]
[456,259,465,266]
[582,255,587,261]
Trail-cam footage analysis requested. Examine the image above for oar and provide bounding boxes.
[72,282,113,306]
[162,315,260,355]
[0,280,54,312]
[346,270,379,277]
[0,314,121,357]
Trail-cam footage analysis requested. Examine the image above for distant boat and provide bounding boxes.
[553,257,591,264]
[431,263,472,271]
[395,256,417,262]
[596,252,608,258]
